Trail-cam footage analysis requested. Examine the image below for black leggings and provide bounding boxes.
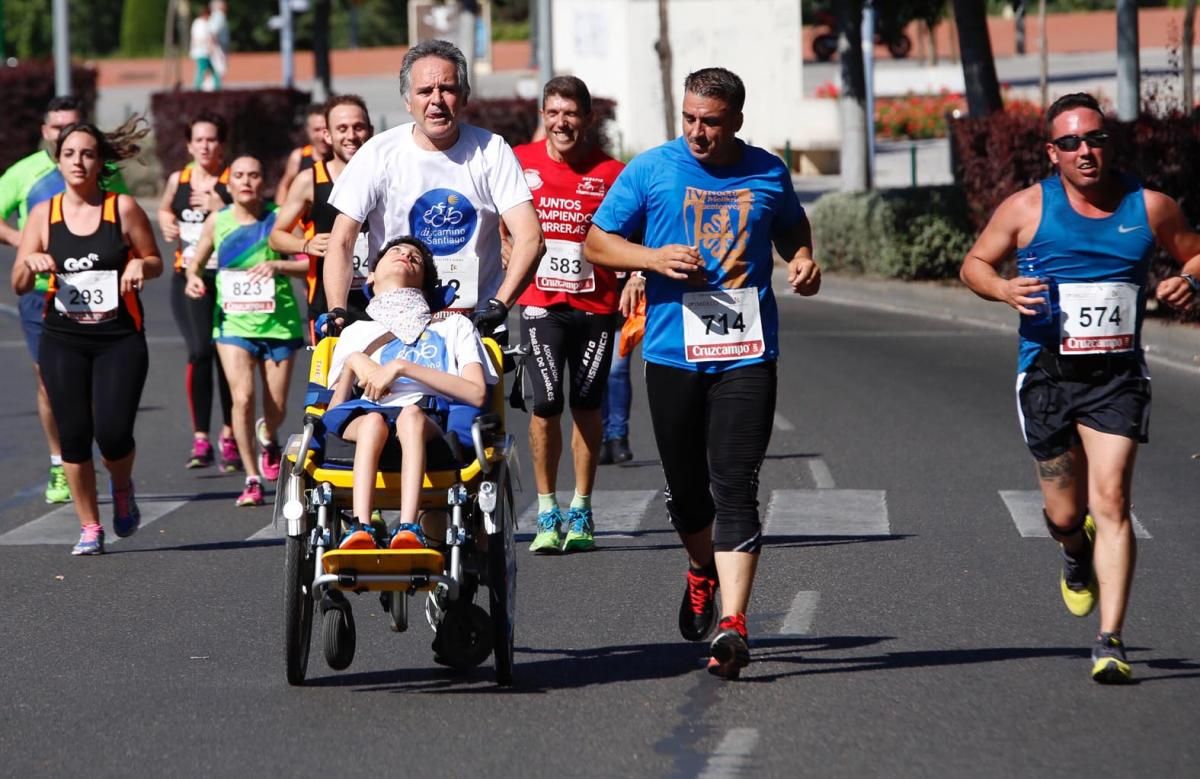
[521,306,616,417]
[171,271,232,434]
[39,331,149,464]
[645,360,776,553]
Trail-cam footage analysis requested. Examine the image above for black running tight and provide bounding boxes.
[171,271,232,433]
[39,331,149,464]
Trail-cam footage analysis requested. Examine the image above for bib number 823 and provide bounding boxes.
[231,279,265,297]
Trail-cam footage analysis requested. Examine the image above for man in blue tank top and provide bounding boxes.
[960,93,1200,684]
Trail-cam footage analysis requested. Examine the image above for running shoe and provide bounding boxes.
[340,521,379,550]
[219,435,242,473]
[1060,514,1098,617]
[562,506,595,553]
[1091,631,1133,684]
[529,506,565,554]
[71,523,104,556]
[260,442,282,482]
[679,566,719,641]
[111,482,141,538]
[389,522,427,550]
[235,478,265,507]
[186,437,214,469]
[45,464,71,504]
[255,417,272,448]
[707,613,751,680]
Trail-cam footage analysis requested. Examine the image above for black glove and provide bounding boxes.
[470,298,508,335]
[316,308,348,337]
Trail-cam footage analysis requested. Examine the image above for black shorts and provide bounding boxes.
[1017,352,1150,461]
[520,304,616,417]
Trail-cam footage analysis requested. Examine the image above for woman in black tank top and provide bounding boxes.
[156,112,238,472]
[11,119,163,556]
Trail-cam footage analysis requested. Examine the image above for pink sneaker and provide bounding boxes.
[186,437,214,469]
[236,478,264,507]
[259,443,282,482]
[219,436,242,473]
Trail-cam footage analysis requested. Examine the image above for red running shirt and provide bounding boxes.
[514,141,624,313]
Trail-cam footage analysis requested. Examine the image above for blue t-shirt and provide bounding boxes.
[1015,175,1155,373]
[592,137,805,372]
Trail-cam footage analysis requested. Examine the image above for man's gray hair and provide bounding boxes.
[683,68,745,114]
[399,39,471,102]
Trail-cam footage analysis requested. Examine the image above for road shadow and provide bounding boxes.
[105,538,283,554]
[764,533,913,550]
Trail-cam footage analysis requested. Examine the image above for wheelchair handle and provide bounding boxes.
[293,420,315,477]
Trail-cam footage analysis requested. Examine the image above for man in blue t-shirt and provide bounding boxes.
[585,67,821,680]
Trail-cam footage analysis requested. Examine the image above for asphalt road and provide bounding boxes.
[1,244,1198,776]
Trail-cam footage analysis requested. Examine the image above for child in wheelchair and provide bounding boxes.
[323,236,498,551]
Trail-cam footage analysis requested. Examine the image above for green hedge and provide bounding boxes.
[808,185,974,280]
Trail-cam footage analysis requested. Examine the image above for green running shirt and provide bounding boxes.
[211,204,303,341]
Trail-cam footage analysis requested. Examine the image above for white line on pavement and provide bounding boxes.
[516,489,659,538]
[697,728,760,779]
[747,591,820,638]
[247,521,285,541]
[0,494,191,546]
[806,457,836,489]
[998,490,1152,539]
[772,412,795,432]
[764,489,890,537]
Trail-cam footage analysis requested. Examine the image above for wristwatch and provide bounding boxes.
[1182,273,1200,294]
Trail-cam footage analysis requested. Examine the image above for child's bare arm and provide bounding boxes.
[327,367,357,409]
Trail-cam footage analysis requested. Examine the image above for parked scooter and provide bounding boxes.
[810,10,912,62]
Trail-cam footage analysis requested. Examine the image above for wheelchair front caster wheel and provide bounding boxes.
[387,590,408,633]
[432,603,494,671]
[322,604,356,670]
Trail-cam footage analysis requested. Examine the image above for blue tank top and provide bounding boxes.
[1014,175,1156,372]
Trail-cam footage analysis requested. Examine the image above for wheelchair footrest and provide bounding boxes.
[320,549,446,592]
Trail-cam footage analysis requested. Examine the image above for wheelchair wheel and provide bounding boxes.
[432,602,494,670]
[388,590,408,633]
[321,600,356,671]
[486,463,517,686]
[284,534,315,685]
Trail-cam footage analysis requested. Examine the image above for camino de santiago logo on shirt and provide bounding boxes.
[380,327,450,378]
[410,188,478,255]
[682,187,753,288]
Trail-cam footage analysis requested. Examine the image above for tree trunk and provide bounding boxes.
[1184,0,1196,111]
[313,0,332,101]
[1116,0,1139,120]
[655,0,676,141]
[952,0,1003,116]
[1039,0,1048,108]
[838,1,870,192]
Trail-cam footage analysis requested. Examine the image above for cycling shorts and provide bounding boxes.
[520,304,616,417]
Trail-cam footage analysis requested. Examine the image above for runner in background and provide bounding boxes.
[269,95,374,341]
[599,271,644,465]
[0,96,128,505]
[11,119,162,555]
[157,112,236,471]
[509,76,625,554]
[276,105,332,206]
[185,156,307,507]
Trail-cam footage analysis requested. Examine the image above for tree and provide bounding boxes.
[838,1,870,192]
[1182,0,1195,111]
[655,0,676,141]
[121,0,167,57]
[952,0,1002,116]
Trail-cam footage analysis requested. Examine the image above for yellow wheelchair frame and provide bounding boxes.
[279,336,517,686]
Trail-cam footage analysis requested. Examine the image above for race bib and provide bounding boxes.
[434,254,479,314]
[681,287,766,363]
[1058,281,1138,355]
[535,238,595,293]
[219,270,276,313]
[350,230,370,291]
[54,270,119,323]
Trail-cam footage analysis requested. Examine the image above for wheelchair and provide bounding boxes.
[277,335,518,687]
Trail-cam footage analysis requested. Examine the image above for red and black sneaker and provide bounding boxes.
[679,566,719,641]
[707,613,750,680]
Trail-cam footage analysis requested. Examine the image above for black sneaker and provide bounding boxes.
[707,613,750,680]
[679,566,718,641]
[610,436,633,464]
[1091,632,1133,684]
[598,439,615,466]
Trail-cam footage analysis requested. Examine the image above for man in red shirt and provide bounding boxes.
[509,77,625,554]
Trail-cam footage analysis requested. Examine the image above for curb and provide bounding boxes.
[772,269,1200,374]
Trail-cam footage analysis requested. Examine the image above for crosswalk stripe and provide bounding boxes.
[247,521,285,541]
[747,590,820,638]
[698,728,759,779]
[764,489,890,537]
[0,494,191,546]
[806,457,836,489]
[516,489,659,538]
[998,490,1152,539]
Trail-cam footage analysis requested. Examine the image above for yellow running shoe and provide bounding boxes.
[1091,632,1133,684]
[1060,514,1098,617]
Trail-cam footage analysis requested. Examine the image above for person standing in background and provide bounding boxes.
[190,6,220,92]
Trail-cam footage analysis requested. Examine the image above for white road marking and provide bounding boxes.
[0,494,191,546]
[516,489,658,538]
[772,412,795,432]
[697,728,760,779]
[806,457,836,489]
[247,521,286,541]
[999,490,1152,539]
[747,591,820,638]
[764,489,890,536]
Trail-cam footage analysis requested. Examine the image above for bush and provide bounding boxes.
[120,0,167,57]
[876,91,965,141]
[461,97,618,154]
[0,62,98,172]
[809,185,974,280]
[149,88,312,195]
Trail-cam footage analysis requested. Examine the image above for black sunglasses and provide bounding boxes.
[1051,131,1109,152]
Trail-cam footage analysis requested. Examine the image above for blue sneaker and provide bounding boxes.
[389,522,427,550]
[71,523,104,556]
[562,506,595,553]
[111,482,140,538]
[529,506,564,554]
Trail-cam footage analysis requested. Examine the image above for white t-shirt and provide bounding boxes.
[190,18,212,59]
[329,314,499,407]
[328,122,532,315]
